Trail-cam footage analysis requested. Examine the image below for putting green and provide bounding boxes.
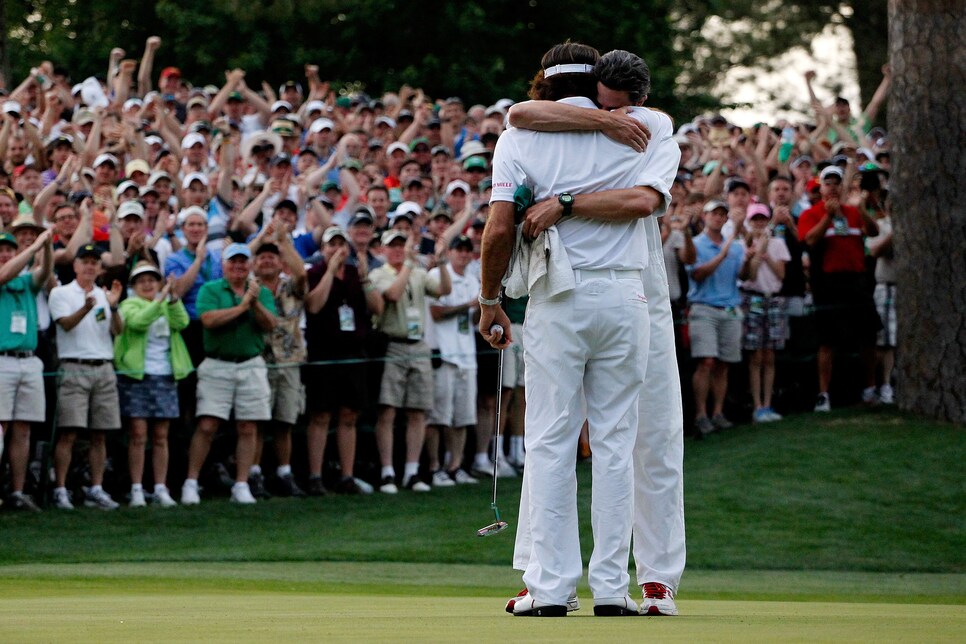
[1,563,963,642]
[2,594,965,642]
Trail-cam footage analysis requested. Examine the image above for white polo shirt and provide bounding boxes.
[490,97,679,271]
[48,281,115,360]
[428,264,480,370]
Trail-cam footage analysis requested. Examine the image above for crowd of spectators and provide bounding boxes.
[0,39,896,511]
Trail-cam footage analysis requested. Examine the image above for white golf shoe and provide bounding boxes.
[640,582,678,616]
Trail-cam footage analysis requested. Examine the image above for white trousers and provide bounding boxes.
[520,270,649,605]
[514,252,687,594]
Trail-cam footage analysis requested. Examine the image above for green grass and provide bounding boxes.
[0,564,964,642]
[2,409,964,641]
[2,408,962,573]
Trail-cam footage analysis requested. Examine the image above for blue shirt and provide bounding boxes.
[687,233,744,308]
[164,247,223,319]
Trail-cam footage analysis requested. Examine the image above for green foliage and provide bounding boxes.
[2,1,886,128]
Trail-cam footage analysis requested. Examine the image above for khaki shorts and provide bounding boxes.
[268,363,305,425]
[57,361,121,430]
[427,362,477,427]
[500,323,526,390]
[378,340,434,410]
[0,356,46,423]
[688,303,743,363]
[196,356,272,421]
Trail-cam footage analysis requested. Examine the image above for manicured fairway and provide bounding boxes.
[2,563,964,642]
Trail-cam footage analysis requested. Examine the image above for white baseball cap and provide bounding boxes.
[386,141,410,157]
[444,180,471,196]
[93,153,118,169]
[181,132,206,149]
[182,172,209,189]
[309,118,335,134]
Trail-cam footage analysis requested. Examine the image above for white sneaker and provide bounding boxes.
[640,582,678,616]
[506,588,580,613]
[879,384,895,404]
[153,486,178,508]
[53,487,74,510]
[353,477,374,494]
[450,468,479,485]
[814,393,831,412]
[230,482,257,504]
[495,458,518,478]
[378,475,398,494]
[511,593,568,617]
[432,470,456,488]
[84,487,120,510]
[861,386,878,404]
[594,595,639,617]
[129,488,147,508]
[403,475,431,492]
[181,481,201,505]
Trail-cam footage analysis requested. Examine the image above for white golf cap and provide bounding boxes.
[386,141,409,157]
[375,115,396,128]
[116,180,139,196]
[394,201,422,218]
[321,226,348,244]
[271,100,292,113]
[181,132,206,149]
[304,100,326,114]
[123,97,143,111]
[309,118,335,134]
[118,200,145,220]
[182,172,209,189]
[148,171,171,186]
[177,205,208,225]
[93,153,118,168]
[820,165,844,181]
[444,180,471,196]
[144,135,163,146]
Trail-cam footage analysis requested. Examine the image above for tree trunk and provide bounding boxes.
[888,0,966,423]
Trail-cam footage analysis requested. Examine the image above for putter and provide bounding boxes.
[477,325,509,537]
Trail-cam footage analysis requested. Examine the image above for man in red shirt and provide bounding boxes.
[798,165,881,412]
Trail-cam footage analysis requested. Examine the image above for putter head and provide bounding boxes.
[477,521,509,537]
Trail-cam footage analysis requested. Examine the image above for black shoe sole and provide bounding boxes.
[594,605,638,617]
[514,604,567,617]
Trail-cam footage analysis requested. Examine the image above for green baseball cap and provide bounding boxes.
[0,232,18,248]
[409,137,430,152]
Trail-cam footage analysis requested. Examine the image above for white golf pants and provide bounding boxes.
[520,269,649,605]
[514,251,686,595]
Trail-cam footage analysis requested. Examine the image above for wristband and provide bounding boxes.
[364,283,377,293]
[478,293,501,306]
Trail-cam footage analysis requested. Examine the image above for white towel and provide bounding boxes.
[503,225,575,299]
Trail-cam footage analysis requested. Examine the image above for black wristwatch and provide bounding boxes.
[558,192,574,217]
